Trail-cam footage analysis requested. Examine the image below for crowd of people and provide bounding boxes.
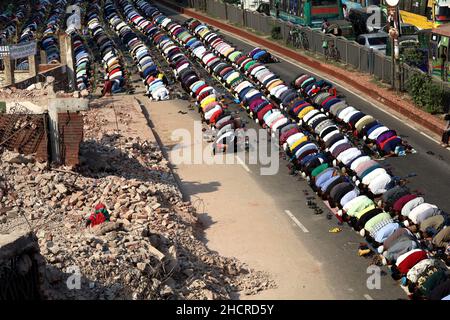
[127,0,243,153]
[4,0,446,299]
[66,0,92,92]
[87,1,125,95]
[105,0,169,100]
[14,0,51,70]
[41,0,67,65]
[131,3,450,299]
[0,3,27,45]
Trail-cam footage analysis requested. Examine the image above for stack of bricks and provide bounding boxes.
[57,111,83,167]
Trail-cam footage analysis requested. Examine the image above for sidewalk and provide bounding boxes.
[159,0,446,138]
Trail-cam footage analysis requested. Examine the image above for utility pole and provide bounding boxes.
[386,0,400,91]
[242,0,246,27]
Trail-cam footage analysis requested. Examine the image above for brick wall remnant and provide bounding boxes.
[58,111,83,167]
[0,114,49,162]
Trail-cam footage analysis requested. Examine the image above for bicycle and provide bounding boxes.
[323,40,340,62]
[287,29,309,51]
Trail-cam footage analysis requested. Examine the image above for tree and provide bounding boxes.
[406,72,444,114]
[401,47,425,68]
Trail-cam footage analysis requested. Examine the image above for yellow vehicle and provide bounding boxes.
[395,0,450,30]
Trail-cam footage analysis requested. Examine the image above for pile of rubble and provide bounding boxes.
[0,108,274,299]
[0,76,74,100]
[0,86,49,99]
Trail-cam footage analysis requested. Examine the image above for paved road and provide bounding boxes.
[144,5,450,299]
[161,5,450,214]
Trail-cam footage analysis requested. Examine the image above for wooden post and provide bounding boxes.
[58,32,67,65]
[40,50,47,65]
[59,32,75,91]
[28,54,39,80]
[3,56,14,86]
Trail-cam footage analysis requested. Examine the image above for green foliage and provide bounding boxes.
[401,48,424,68]
[271,26,282,40]
[406,72,444,114]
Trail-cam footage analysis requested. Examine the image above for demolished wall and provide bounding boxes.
[0,114,49,162]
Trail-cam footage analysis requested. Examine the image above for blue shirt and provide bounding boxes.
[374,223,400,244]
[315,168,338,189]
[320,175,341,193]
[300,152,321,167]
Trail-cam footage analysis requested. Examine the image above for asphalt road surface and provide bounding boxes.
[148,4,450,300]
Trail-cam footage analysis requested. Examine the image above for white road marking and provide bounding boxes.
[236,155,251,173]
[364,294,374,300]
[284,210,309,233]
[420,131,437,143]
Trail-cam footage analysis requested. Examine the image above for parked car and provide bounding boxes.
[356,33,388,54]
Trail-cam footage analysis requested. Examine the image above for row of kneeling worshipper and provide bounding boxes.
[128,0,243,150]
[186,17,413,159]
[67,1,91,92]
[15,0,50,70]
[105,0,169,100]
[40,0,67,65]
[87,1,125,94]
[293,74,415,157]
[68,30,91,91]
[0,3,27,44]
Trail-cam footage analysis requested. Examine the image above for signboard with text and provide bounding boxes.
[9,41,37,59]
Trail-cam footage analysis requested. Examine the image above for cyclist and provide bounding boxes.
[321,18,330,33]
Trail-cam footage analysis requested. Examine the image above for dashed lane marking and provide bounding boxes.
[236,155,251,173]
[284,210,309,233]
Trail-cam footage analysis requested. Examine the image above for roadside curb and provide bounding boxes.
[133,96,189,202]
[159,0,446,137]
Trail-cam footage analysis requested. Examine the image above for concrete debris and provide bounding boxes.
[0,106,274,300]
[0,87,46,99]
[2,151,34,165]
[80,89,90,98]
